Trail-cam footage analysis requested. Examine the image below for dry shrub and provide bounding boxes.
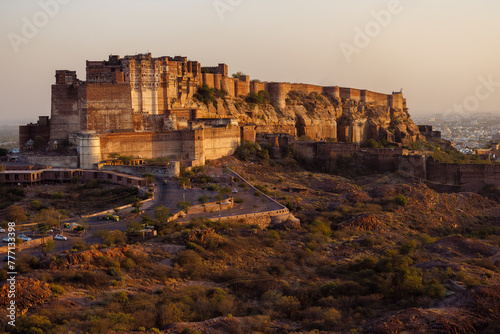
[227,315,271,334]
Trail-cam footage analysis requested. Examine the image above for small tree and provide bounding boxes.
[144,173,155,185]
[132,201,143,214]
[215,194,224,203]
[39,239,55,256]
[198,195,210,204]
[215,194,224,212]
[395,194,408,206]
[33,208,67,230]
[118,155,134,165]
[177,201,191,214]
[154,205,171,224]
[141,214,154,225]
[126,222,142,233]
[178,177,191,189]
[95,230,127,246]
[5,205,27,223]
[232,71,246,78]
[219,187,232,196]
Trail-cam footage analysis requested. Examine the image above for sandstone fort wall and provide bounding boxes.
[84,83,134,133]
[202,126,241,161]
[50,84,83,141]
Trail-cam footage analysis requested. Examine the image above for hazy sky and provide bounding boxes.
[1,0,499,124]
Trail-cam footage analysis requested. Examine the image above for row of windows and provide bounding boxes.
[3,172,139,185]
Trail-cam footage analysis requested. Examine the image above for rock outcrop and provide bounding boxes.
[0,278,52,315]
[363,285,500,333]
[197,90,423,145]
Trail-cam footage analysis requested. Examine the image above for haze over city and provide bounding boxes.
[1,0,499,124]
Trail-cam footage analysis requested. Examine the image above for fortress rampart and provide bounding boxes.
[292,140,500,192]
[49,54,406,137]
[21,53,416,171]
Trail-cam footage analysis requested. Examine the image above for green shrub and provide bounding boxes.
[207,184,220,192]
[395,194,408,206]
[198,195,211,204]
[50,284,65,295]
[51,192,65,200]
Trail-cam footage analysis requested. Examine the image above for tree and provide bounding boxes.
[245,90,270,104]
[178,177,191,189]
[5,205,27,223]
[215,194,224,212]
[144,173,155,185]
[215,194,224,204]
[118,155,134,165]
[132,201,143,214]
[95,230,127,246]
[177,201,191,214]
[395,194,408,206]
[141,214,154,225]
[31,200,44,211]
[154,205,171,224]
[108,152,120,159]
[39,239,55,256]
[232,71,246,78]
[235,140,263,161]
[126,222,142,233]
[193,85,216,106]
[198,195,210,204]
[219,187,232,196]
[33,208,66,230]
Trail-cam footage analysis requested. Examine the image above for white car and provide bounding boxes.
[17,235,31,242]
[0,228,5,233]
[54,234,67,241]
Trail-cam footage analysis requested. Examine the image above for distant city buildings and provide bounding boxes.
[414,113,500,155]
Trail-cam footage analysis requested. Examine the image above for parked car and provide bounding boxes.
[3,255,14,262]
[54,234,67,241]
[0,228,5,233]
[17,235,31,242]
[2,237,12,243]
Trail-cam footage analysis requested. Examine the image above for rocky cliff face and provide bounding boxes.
[196,90,423,145]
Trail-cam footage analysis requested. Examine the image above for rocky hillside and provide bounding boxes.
[194,90,424,145]
[1,156,499,333]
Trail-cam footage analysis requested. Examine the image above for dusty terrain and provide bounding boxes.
[0,156,499,333]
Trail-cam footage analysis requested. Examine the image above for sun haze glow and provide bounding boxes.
[0,0,499,123]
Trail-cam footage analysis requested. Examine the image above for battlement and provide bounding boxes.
[418,125,442,139]
[55,70,78,85]
[58,54,405,113]
[201,63,228,76]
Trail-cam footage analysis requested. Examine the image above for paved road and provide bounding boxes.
[0,166,286,260]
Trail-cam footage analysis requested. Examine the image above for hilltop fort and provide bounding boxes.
[20,53,423,169]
